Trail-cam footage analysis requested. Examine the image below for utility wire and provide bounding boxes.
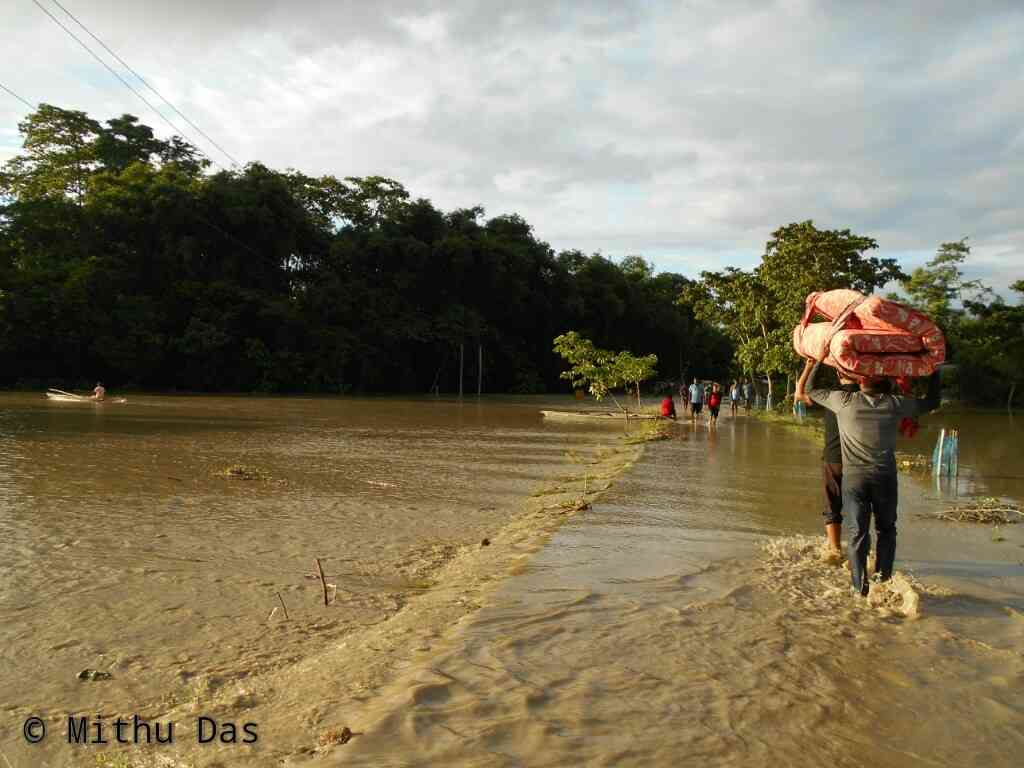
[48,0,241,168]
[29,0,261,257]
[0,80,36,110]
[30,0,228,171]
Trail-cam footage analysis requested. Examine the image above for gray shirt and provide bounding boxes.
[807,369,940,474]
[808,389,917,473]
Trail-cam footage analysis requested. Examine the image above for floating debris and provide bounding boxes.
[215,464,285,484]
[77,668,112,681]
[623,422,672,444]
[896,452,931,471]
[558,497,591,513]
[319,726,354,746]
[924,497,1022,525]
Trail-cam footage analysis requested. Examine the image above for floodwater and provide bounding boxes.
[0,393,636,767]
[332,412,1024,768]
[0,395,1022,767]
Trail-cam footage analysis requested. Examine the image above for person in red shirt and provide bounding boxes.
[707,382,723,427]
[660,394,677,420]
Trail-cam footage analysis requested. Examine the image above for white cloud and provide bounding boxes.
[1,0,1021,297]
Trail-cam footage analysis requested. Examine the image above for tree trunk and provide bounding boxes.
[766,373,774,410]
[1010,382,1017,413]
[635,381,642,412]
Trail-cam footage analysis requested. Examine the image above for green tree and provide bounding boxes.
[0,104,102,203]
[898,238,989,329]
[681,268,785,405]
[614,350,659,411]
[95,114,164,172]
[554,331,656,414]
[759,220,903,327]
[959,280,1024,410]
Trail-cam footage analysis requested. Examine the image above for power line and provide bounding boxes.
[25,1,261,258]
[30,0,228,171]
[48,0,242,168]
[0,80,36,110]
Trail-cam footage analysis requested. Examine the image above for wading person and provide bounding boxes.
[91,382,106,401]
[797,360,941,597]
[729,380,740,417]
[707,382,722,427]
[743,379,753,413]
[688,378,703,422]
[796,364,860,561]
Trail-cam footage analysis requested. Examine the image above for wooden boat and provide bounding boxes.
[45,389,127,404]
[541,409,657,421]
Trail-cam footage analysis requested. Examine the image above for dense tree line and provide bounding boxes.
[0,105,732,394]
[681,222,1022,409]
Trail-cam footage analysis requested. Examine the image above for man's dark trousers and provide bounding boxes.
[842,471,899,595]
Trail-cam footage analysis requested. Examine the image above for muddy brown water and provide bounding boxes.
[0,395,1022,767]
[332,412,1024,768]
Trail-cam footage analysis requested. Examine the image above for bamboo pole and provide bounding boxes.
[276,591,290,620]
[477,343,483,396]
[459,343,464,399]
[315,558,330,606]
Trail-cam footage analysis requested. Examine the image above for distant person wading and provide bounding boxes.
[688,378,704,421]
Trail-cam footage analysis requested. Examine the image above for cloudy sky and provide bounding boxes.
[2,0,1022,298]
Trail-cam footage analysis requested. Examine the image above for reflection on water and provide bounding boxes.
[340,413,1024,767]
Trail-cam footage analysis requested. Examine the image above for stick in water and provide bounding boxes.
[315,558,330,606]
[276,591,290,620]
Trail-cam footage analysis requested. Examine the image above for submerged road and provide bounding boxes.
[333,416,1024,768]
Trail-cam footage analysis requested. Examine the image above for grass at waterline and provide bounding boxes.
[623,419,674,444]
[750,408,824,440]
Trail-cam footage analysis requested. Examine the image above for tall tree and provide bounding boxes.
[681,267,785,403]
[898,238,989,329]
[95,114,164,172]
[759,220,904,328]
[0,104,102,203]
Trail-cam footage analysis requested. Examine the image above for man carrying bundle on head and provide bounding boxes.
[797,363,941,596]
[793,287,948,597]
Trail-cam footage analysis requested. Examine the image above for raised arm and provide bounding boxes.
[794,359,816,405]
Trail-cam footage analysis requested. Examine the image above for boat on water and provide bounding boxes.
[45,389,127,404]
[540,409,657,421]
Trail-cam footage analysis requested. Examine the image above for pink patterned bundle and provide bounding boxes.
[792,289,945,379]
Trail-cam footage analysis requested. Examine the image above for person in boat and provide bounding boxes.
[796,359,941,597]
[91,382,106,401]
[660,393,677,420]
